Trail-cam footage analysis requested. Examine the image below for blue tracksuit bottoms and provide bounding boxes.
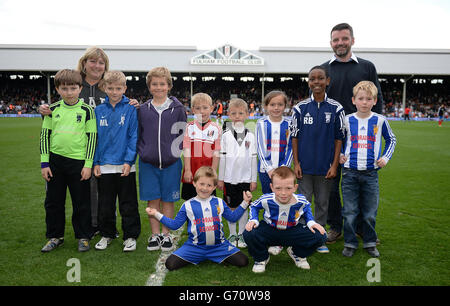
[243,221,327,262]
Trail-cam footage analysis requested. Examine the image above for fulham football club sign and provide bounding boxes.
[191,44,264,66]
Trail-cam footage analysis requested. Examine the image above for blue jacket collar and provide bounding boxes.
[104,95,130,106]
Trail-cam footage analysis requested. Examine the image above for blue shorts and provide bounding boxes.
[173,240,240,265]
[138,158,182,202]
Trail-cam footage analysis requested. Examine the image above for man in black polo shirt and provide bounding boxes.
[321,23,383,244]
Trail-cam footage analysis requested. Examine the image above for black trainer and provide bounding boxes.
[342,247,356,257]
[365,246,380,257]
[160,234,174,252]
[147,234,162,251]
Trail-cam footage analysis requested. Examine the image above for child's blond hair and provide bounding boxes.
[352,81,378,99]
[191,93,212,108]
[146,67,173,89]
[228,98,248,112]
[103,70,127,87]
[77,46,109,79]
[193,166,218,186]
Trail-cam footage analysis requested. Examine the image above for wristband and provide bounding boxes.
[41,162,50,169]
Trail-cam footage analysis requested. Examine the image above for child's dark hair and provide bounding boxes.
[309,65,329,78]
[263,90,288,106]
[54,69,83,88]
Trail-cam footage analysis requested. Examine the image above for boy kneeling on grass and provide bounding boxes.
[146,166,250,271]
[243,166,327,273]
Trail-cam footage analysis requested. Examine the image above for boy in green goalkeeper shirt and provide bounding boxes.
[40,69,97,252]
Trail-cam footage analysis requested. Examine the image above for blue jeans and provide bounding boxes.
[341,168,379,249]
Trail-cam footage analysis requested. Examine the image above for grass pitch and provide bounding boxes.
[0,118,449,286]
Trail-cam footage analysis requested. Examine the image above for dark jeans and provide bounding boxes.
[243,221,327,262]
[341,168,379,249]
[97,172,141,240]
[327,165,343,233]
[44,153,93,239]
[90,175,99,228]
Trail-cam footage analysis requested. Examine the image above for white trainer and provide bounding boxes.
[123,238,137,252]
[252,257,270,273]
[237,234,247,248]
[95,237,112,250]
[287,247,310,270]
[268,246,283,255]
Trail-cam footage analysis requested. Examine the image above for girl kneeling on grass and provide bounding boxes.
[146,166,250,270]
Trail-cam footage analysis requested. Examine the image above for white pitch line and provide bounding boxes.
[145,227,184,286]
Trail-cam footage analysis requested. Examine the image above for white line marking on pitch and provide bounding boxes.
[146,227,184,286]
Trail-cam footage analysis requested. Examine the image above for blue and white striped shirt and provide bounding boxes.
[249,193,316,230]
[342,112,396,170]
[256,116,293,173]
[156,196,248,246]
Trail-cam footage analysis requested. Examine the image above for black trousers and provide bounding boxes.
[97,172,141,240]
[44,153,93,239]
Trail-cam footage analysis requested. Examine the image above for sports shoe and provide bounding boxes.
[95,237,113,250]
[123,238,137,252]
[160,234,174,252]
[147,234,162,251]
[252,257,270,273]
[78,239,90,252]
[342,247,356,257]
[326,229,342,244]
[41,238,64,252]
[228,234,238,247]
[287,247,310,270]
[237,234,247,248]
[268,246,283,255]
[316,245,330,253]
[365,246,380,257]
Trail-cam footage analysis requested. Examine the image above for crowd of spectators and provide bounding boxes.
[1,73,448,119]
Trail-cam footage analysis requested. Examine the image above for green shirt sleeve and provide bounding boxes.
[40,113,52,164]
[83,105,97,168]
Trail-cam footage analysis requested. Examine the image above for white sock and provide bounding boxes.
[228,221,237,236]
[238,210,248,235]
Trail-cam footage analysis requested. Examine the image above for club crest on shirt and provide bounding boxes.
[324,112,331,123]
[373,125,378,135]
[295,209,301,220]
[119,114,126,126]
[215,204,221,215]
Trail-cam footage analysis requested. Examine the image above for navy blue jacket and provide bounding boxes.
[290,95,345,176]
[321,56,383,115]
